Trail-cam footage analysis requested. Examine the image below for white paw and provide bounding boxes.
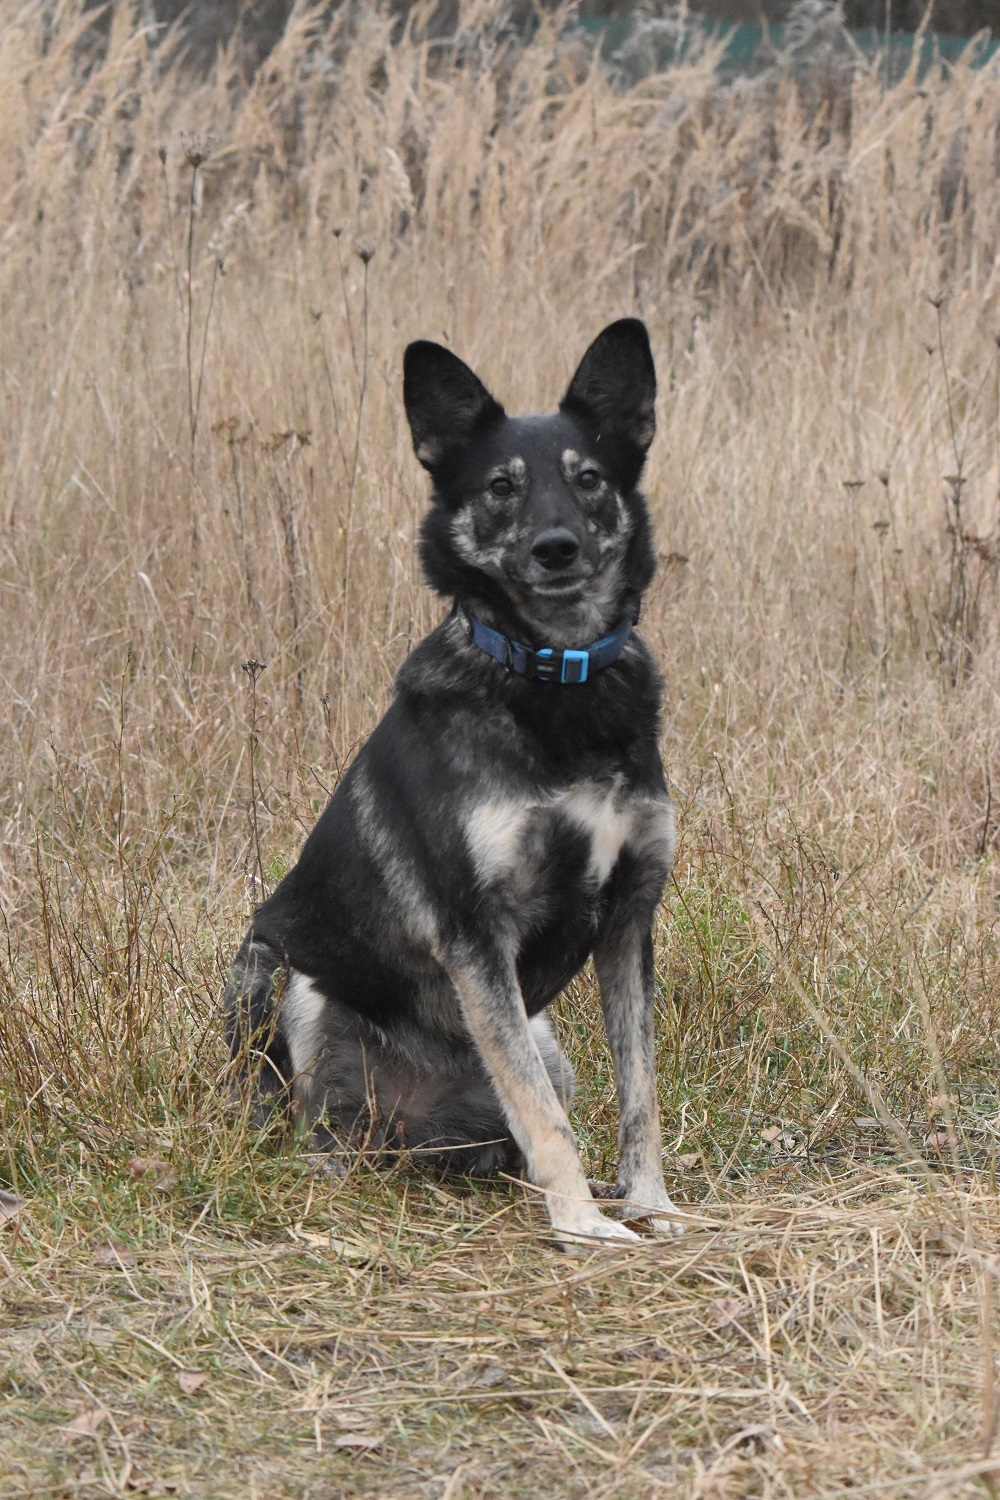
[616,1188,686,1237]
[552,1214,642,1254]
[304,1151,350,1180]
[643,1213,686,1238]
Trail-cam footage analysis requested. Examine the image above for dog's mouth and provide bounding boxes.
[529,575,588,597]
[517,565,598,601]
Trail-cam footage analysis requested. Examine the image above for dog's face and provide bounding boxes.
[404,320,658,642]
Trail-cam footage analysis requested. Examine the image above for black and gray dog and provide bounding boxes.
[225,318,681,1248]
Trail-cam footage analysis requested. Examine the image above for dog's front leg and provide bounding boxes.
[594,917,683,1236]
[448,949,640,1251]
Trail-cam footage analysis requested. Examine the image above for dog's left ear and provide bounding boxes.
[560,318,656,457]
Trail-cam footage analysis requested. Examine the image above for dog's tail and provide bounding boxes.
[223,933,294,1121]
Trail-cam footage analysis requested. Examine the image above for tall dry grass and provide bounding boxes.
[2,3,1000,1495]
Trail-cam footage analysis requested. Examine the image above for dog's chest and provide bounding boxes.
[463,779,663,902]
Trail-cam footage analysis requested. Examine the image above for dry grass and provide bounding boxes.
[2,2,1000,1494]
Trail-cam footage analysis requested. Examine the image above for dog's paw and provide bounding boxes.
[639,1213,686,1238]
[551,1214,643,1255]
[614,1185,686,1237]
[304,1151,351,1180]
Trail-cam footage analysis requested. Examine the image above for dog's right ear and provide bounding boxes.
[403,342,505,473]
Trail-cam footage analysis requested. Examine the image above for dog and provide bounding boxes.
[224,318,682,1249]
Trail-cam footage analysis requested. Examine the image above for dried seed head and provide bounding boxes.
[180,132,215,170]
[356,244,375,265]
[878,470,890,487]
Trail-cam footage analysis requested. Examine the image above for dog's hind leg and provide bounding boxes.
[529,1013,575,1113]
[447,947,638,1251]
[224,935,293,1123]
[389,1019,572,1179]
[594,915,683,1237]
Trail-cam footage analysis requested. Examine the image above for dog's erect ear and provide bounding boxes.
[403,341,505,472]
[560,319,656,456]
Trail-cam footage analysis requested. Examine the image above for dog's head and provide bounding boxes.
[403,320,657,645]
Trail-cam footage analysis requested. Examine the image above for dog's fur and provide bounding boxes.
[224,319,681,1247]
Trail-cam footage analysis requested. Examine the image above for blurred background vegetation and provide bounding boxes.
[105,0,1000,76]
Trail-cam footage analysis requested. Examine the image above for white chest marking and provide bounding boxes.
[464,783,638,890]
[560,785,634,885]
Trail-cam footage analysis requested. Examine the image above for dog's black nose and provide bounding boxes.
[531,528,580,571]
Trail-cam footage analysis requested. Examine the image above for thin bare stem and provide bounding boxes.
[242,658,267,905]
[185,157,202,457]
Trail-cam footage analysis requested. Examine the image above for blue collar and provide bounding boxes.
[456,605,632,685]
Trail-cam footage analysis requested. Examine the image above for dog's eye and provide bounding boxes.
[489,476,514,498]
[578,468,601,490]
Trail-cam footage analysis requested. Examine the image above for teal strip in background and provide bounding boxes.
[576,16,999,76]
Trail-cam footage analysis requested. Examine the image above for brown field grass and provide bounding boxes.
[2,3,1000,1495]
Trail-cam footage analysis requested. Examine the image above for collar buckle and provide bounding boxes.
[560,649,590,685]
[532,648,558,683]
